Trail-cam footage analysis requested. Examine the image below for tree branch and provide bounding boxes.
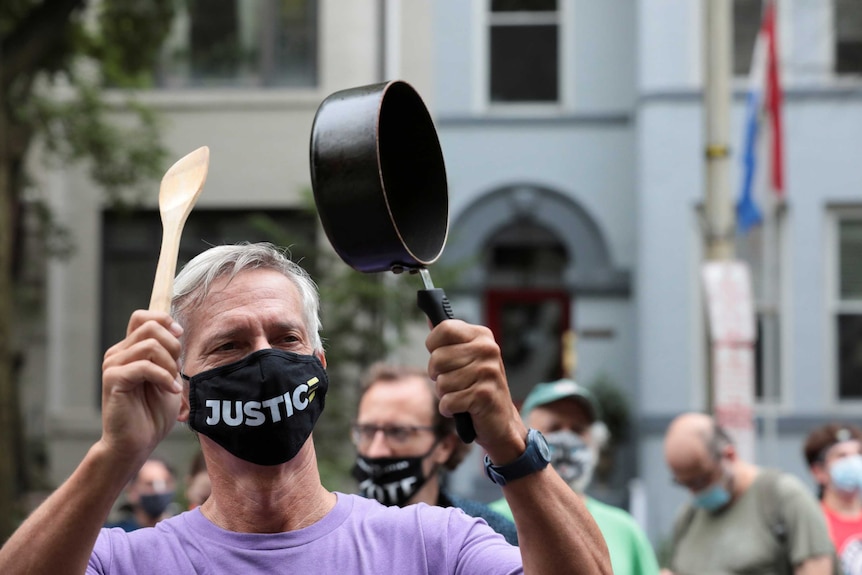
[1,0,87,91]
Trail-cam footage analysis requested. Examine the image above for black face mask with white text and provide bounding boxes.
[183,349,328,466]
[352,443,438,507]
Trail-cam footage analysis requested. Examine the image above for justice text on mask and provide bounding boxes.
[204,379,319,427]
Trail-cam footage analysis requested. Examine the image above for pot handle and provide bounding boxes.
[417,288,477,444]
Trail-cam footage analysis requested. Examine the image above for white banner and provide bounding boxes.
[702,261,757,463]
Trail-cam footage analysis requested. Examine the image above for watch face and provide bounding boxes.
[533,430,552,462]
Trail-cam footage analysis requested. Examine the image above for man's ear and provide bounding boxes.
[723,444,738,462]
[316,350,327,369]
[177,379,190,422]
[811,461,829,486]
[432,433,458,466]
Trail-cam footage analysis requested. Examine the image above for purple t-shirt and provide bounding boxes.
[88,492,523,574]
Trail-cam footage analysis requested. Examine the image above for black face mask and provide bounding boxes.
[183,349,328,466]
[352,443,438,507]
[139,492,174,518]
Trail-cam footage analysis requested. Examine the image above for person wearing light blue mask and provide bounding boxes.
[663,412,836,575]
[804,423,862,574]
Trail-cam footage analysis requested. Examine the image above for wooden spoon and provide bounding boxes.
[148,146,210,313]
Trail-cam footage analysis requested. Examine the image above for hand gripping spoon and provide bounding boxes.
[148,146,210,313]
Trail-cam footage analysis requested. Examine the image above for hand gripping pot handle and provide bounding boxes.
[417,288,475,443]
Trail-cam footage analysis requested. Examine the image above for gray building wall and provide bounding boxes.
[637,0,862,545]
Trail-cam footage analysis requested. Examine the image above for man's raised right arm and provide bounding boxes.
[0,311,184,574]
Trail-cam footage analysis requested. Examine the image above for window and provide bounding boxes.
[156,0,317,88]
[753,312,780,400]
[834,216,862,399]
[487,219,567,285]
[733,0,762,76]
[735,217,783,403]
[100,208,317,402]
[836,0,862,74]
[488,0,559,103]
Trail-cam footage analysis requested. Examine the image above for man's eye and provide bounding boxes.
[388,427,411,442]
[214,342,237,352]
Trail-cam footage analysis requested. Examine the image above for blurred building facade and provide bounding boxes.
[19,0,862,547]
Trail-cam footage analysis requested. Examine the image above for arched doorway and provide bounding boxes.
[444,184,629,403]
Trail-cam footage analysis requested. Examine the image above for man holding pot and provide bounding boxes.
[0,242,611,574]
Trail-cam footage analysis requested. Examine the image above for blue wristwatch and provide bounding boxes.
[484,428,551,486]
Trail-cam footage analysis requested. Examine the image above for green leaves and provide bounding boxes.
[93,0,175,88]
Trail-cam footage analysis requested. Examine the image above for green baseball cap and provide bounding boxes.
[520,379,599,423]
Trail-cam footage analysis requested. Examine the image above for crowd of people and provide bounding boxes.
[0,240,859,575]
[0,242,609,574]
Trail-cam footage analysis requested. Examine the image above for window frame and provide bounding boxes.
[834,0,862,76]
[827,207,862,406]
[726,206,788,410]
[732,0,763,78]
[154,0,319,90]
[475,0,573,115]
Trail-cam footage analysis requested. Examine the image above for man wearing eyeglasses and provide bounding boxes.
[351,363,519,545]
[662,412,836,575]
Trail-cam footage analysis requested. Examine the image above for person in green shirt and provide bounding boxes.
[489,379,660,575]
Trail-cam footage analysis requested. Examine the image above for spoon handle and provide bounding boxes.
[149,222,181,313]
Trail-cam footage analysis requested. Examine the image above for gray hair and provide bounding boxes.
[171,242,322,352]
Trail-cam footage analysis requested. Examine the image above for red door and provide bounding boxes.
[485,289,571,404]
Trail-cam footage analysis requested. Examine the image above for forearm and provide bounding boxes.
[0,441,143,574]
[794,555,834,575]
[504,467,612,575]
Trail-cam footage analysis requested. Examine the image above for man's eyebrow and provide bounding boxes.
[271,320,306,333]
[197,326,247,348]
[198,321,307,347]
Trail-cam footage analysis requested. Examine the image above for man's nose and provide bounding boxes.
[364,430,393,458]
[252,337,273,352]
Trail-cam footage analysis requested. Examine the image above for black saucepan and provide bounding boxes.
[310,80,476,443]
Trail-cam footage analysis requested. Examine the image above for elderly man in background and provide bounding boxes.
[662,412,835,575]
[489,379,659,575]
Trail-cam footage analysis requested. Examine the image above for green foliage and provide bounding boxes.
[587,373,632,485]
[30,85,167,203]
[588,373,631,445]
[314,260,424,489]
[3,0,176,248]
[0,0,176,542]
[94,1,175,88]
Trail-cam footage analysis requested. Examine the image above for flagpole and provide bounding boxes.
[703,0,735,416]
[703,0,735,265]
[761,0,784,466]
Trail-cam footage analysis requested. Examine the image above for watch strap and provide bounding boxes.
[484,428,550,486]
